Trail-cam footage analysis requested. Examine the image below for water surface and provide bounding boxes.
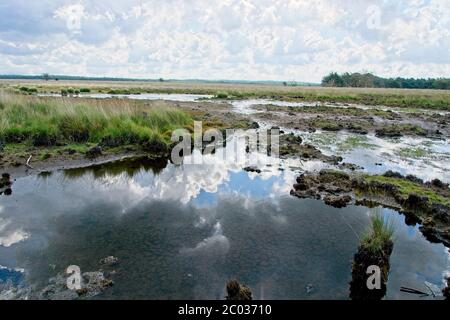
[39,92,213,102]
[2,94,449,299]
[0,152,448,299]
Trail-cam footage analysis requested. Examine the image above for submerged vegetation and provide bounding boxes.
[337,136,378,152]
[395,147,428,159]
[0,92,192,152]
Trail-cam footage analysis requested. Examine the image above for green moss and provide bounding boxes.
[377,124,427,137]
[39,152,52,161]
[306,132,338,149]
[363,175,450,206]
[398,124,428,135]
[3,143,31,157]
[395,147,428,158]
[338,136,378,152]
[307,118,341,131]
[63,143,92,154]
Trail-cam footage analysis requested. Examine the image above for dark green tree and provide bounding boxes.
[322,72,345,87]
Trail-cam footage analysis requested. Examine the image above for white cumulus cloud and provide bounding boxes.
[0,0,448,81]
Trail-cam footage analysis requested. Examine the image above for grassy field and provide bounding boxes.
[0,92,192,151]
[1,79,449,110]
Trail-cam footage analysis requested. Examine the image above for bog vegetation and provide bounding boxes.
[0,92,192,148]
[361,214,395,253]
[9,81,450,110]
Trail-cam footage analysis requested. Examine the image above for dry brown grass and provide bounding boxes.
[1,79,449,109]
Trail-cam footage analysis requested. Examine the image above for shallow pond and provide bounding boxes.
[228,98,450,182]
[3,94,448,299]
[0,147,449,299]
[300,131,450,183]
[36,91,450,177]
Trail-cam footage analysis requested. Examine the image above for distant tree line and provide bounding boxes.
[322,72,450,90]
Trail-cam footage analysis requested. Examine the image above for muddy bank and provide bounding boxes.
[291,170,450,247]
[279,134,336,162]
[252,104,449,139]
[277,133,362,170]
[0,97,258,178]
[0,150,149,179]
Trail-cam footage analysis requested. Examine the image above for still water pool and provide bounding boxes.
[0,154,448,299]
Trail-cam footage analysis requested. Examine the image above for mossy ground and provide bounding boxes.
[338,136,378,152]
[395,147,428,158]
[377,124,428,136]
[363,175,450,206]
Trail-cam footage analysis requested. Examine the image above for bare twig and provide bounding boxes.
[400,286,427,295]
[25,155,35,170]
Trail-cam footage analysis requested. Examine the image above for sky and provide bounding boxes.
[0,0,449,82]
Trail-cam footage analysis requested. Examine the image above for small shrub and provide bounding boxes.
[216,91,229,99]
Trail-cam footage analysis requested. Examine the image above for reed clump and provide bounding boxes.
[0,92,192,148]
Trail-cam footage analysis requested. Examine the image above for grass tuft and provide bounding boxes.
[361,213,395,253]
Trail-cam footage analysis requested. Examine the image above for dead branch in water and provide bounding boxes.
[25,155,36,170]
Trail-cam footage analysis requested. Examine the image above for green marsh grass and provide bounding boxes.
[0,92,192,148]
[361,213,395,253]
